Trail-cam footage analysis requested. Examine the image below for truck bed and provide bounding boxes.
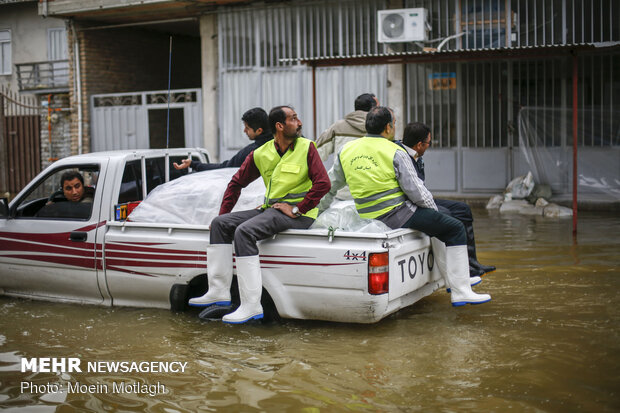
[105,222,444,323]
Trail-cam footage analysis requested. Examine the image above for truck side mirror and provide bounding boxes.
[0,197,9,218]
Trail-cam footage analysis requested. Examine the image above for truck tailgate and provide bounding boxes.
[386,229,443,314]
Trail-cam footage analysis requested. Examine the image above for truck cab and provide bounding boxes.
[0,148,209,305]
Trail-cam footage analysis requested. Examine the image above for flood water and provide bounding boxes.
[1,209,619,412]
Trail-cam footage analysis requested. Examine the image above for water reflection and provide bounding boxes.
[1,210,619,411]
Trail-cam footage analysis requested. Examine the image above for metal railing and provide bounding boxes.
[16,60,70,92]
[406,53,620,149]
[404,0,619,51]
[218,0,386,69]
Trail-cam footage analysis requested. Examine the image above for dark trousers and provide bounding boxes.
[436,198,473,224]
[210,208,314,257]
[435,198,478,249]
[434,199,492,275]
[403,207,466,247]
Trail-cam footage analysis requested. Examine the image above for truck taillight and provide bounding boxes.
[368,252,389,295]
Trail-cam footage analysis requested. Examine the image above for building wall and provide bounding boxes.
[0,1,65,95]
[398,0,620,197]
[37,0,619,200]
[39,93,71,170]
[68,25,201,154]
[0,2,68,194]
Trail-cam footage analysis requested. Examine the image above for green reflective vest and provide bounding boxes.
[339,137,407,219]
[253,137,318,219]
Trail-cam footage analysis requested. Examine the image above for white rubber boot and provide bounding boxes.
[188,244,233,307]
[446,276,482,293]
[222,255,264,324]
[431,238,451,289]
[431,238,491,306]
[446,245,491,306]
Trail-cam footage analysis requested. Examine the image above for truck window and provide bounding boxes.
[14,166,100,220]
[117,155,197,204]
[118,160,143,204]
[145,158,165,194]
[169,155,190,180]
[202,151,210,163]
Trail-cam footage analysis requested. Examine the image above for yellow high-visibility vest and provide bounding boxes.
[339,137,406,219]
[254,137,318,219]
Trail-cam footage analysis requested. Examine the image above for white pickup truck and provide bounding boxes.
[0,149,444,323]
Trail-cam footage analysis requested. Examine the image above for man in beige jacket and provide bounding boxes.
[316,93,379,164]
[315,93,378,199]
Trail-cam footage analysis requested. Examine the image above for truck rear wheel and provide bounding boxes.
[169,284,189,312]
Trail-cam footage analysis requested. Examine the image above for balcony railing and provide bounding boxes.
[16,60,69,93]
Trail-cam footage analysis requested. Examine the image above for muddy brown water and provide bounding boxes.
[1,210,619,412]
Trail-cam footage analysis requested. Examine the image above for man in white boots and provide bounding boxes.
[319,106,490,307]
[189,106,331,323]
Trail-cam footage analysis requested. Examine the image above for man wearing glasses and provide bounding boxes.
[397,122,496,278]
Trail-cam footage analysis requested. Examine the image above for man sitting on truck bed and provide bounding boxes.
[319,106,491,307]
[315,94,494,278]
[173,107,272,171]
[395,122,496,278]
[315,92,379,165]
[188,106,331,324]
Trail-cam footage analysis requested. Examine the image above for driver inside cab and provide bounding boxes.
[50,171,95,204]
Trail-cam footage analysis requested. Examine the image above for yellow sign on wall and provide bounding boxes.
[428,72,456,90]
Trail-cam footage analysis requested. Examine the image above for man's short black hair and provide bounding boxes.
[403,122,431,147]
[241,107,270,134]
[354,93,377,112]
[365,106,393,135]
[268,105,293,134]
[60,171,84,187]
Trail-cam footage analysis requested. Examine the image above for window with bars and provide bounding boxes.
[406,54,619,149]
[406,61,510,149]
[406,62,458,148]
[219,0,386,70]
[462,62,509,148]
[403,0,619,51]
[217,0,389,150]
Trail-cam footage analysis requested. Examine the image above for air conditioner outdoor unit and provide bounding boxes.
[377,8,429,43]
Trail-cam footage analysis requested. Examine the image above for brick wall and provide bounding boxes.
[67,25,201,155]
[40,93,71,171]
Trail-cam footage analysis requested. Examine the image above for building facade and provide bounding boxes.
[37,0,620,200]
[0,0,70,196]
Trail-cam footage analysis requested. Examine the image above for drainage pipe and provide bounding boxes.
[70,20,83,155]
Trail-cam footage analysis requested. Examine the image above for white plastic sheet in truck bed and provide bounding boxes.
[129,167,390,233]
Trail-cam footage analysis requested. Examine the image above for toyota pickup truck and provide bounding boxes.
[0,149,444,323]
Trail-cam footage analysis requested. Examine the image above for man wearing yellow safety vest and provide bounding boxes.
[189,106,331,323]
[319,107,491,307]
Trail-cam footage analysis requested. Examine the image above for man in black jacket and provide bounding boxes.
[397,122,496,277]
[173,107,272,171]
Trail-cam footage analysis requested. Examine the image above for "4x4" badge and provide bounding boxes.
[343,250,367,261]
